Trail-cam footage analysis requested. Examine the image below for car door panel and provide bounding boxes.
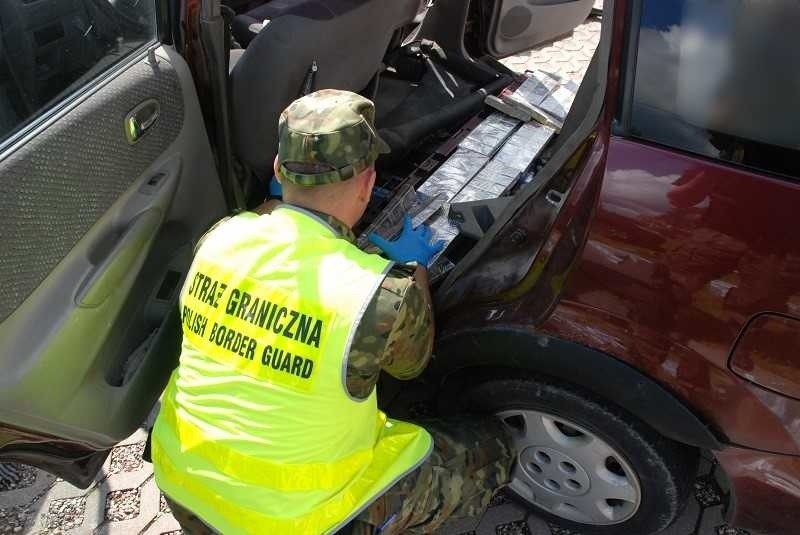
[486,0,595,58]
[0,46,226,461]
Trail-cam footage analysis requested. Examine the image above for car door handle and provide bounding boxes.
[77,209,162,307]
[125,99,161,144]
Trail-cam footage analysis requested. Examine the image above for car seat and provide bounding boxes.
[232,0,338,47]
[229,0,420,179]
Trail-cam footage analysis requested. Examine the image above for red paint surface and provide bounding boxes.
[716,446,800,535]
[541,137,800,455]
[730,314,800,400]
[440,3,800,530]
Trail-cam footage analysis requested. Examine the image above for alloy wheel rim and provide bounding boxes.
[497,409,642,525]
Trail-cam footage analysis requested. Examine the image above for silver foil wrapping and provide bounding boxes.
[494,122,555,171]
[539,84,578,123]
[513,70,559,106]
[360,70,571,265]
[416,148,489,200]
[458,112,519,156]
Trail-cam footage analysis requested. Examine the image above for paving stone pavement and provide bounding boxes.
[0,438,748,535]
[438,452,749,535]
[0,3,752,535]
[500,1,604,84]
[0,410,181,535]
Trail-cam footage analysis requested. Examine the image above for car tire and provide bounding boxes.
[459,376,697,534]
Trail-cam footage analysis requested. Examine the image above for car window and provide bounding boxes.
[0,0,157,143]
[629,0,800,178]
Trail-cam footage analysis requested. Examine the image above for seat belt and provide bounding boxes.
[299,61,319,97]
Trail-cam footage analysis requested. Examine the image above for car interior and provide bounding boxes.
[225,0,596,279]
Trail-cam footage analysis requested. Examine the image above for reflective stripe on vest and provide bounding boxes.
[152,206,432,535]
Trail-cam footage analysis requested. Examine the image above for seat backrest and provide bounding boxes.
[246,0,353,21]
[230,0,419,178]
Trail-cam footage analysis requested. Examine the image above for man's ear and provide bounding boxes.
[273,156,282,183]
[360,167,376,200]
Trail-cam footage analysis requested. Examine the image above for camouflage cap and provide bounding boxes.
[277,89,390,186]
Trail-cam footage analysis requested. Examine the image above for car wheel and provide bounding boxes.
[460,377,697,534]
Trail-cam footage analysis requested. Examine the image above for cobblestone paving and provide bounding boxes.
[439,453,748,535]
[0,442,747,535]
[0,413,181,535]
[500,1,603,84]
[0,4,753,534]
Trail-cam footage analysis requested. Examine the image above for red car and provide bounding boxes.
[0,0,797,534]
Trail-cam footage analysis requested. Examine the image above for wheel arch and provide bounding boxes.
[432,325,723,451]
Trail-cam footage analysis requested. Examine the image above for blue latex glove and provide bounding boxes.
[269,175,283,198]
[368,215,445,265]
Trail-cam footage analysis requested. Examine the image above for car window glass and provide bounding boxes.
[630,0,800,177]
[0,0,156,143]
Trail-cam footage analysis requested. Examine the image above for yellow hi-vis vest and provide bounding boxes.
[152,205,432,535]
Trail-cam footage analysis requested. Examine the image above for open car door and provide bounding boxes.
[481,0,595,57]
[0,0,227,487]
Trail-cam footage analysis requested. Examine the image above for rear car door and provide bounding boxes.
[0,0,227,486]
[481,0,596,57]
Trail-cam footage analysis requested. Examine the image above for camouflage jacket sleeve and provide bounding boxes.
[345,263,435,399]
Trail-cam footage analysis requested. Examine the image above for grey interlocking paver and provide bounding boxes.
[139,512,181,535]
[525,515,552,535]
[440,516,482,535]
[138,478,163,523]
[476,503,528,535]
[82,485,105,530]
[501,17,602,84]
[0,473,55,510]
[101,469,151,494]
[117,430,149,448]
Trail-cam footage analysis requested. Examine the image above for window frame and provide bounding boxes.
[0,0,166,158]
[614,0,800,181]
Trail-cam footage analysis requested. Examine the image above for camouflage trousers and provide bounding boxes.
[163,497,217,535]
[166,416,514,535]
[350,415,514,534]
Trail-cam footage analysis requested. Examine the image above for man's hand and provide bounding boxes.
[368,215,445,265]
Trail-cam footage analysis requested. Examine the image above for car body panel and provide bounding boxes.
[433,325,722,450]
[730,313,800,400]
[716,445,800,535]
[433,2,800,532]
[541,137,800,456]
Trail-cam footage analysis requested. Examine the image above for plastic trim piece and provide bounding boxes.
[434,326,724,451]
